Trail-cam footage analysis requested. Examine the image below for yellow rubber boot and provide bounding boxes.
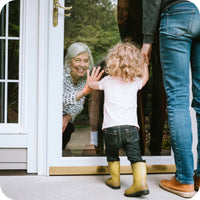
[106,161,121,189]
[125,162,149,197]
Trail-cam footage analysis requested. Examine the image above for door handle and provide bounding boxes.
[53,0,72,27]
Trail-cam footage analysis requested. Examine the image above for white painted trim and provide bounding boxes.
[47,0,64,175]
[37,0,49,176]
[4,3,9,124]
[0,135,27,147]
[18,0,24,132]
[0,37,19,40]
[0,124,25,133]
[23,0,39,173]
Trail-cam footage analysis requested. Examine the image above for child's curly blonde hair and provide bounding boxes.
[105,42,145,82]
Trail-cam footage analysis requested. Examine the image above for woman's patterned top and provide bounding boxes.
[63,72,86,121]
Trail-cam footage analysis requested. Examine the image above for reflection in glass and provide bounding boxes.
[62,0,120,157]
[0,40,5,79]
[0,82,5,123]
[8,40,19,80]
[0,6,6,37]
[9,0,20,37]
[7,83,18,123]
[62,0,171,157]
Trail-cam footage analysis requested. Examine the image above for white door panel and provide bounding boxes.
[46,0,175,175]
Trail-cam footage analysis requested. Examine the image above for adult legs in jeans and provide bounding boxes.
[159,2,200,185]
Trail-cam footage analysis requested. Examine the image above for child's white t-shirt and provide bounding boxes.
[99,75,143,130]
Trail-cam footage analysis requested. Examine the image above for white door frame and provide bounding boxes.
[36,0,198,176]
[43,0,176,176]
[23,0,39,173]
[22,0,49,174]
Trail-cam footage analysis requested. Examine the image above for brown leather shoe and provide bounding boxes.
[194,175,200,191]
[160,177,194,198]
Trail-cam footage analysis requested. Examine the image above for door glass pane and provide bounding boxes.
[0,82,5,123]
[62,0,171,157]
[0,40,5,79]
[7,83,18,123]
[62,0,120,157]
[0,6,6,37]
[9,0,20,37]
[8,40,19,80]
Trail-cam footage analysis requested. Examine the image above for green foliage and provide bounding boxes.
[65,0,120,123]
[64,0,120,64]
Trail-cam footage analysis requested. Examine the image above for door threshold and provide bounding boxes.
[49,165,176,175]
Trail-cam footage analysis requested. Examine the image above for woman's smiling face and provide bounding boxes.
[70,52,89,79]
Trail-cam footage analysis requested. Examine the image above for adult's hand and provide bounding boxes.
[76,66,104,101]
[84,66,104,94]
[141,43,152,65]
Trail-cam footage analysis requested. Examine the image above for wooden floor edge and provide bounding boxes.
[49,165,176,175]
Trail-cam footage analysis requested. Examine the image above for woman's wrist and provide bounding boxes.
[63,113,72,121]
[83,87,89,95]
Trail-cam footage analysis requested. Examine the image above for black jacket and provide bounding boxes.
[143,0,188,43]
[118,0,143,45]
[117,0,187,45]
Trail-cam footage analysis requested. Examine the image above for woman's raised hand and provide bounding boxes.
[84,66,104,94]
[88,66,104,81]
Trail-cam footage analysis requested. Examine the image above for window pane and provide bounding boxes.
[7,83,18,123]
[9,0,20,37]
[0,6,6,37]
[0,40,5,79]
[0,82,5,123]
[8,40,19,80]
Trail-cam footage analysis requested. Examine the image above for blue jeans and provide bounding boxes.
[159,2,200,184]
[104,125,143,164]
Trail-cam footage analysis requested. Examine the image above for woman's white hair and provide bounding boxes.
[64,42,94,72]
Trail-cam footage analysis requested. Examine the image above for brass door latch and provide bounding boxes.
[53,0,72,27]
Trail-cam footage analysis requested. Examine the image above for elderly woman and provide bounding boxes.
[62,42,103,150]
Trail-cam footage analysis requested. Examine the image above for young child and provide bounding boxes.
[88,42,149,197]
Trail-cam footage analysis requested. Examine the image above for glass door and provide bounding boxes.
[62,0,120,157]
[47,0,175,175]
